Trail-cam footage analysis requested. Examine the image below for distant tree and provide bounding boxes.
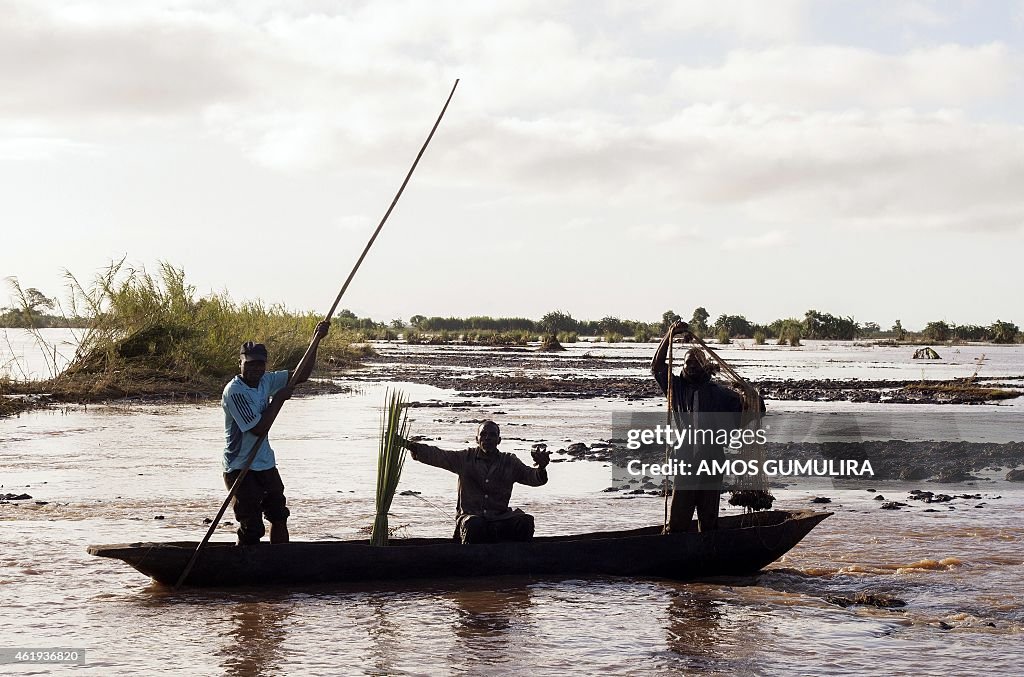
[3,284,55,327]
[690,307,709,337]
[540,310,577,334]
[633,324,652,342]
[24,288,54,313]
[390,319,405,330]
[892,320,906,341]
[409,315,427,329]
[862,322,881,336]
[990,320,1020,344]
[802,309,859,340]
[923,321,951,342]
[660,309,681,333]
[953,324,989,341]
[333,308,381,330]
[712,314,753,338]
[599,316,627,335]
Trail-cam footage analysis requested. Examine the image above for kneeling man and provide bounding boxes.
[399,420,550,544]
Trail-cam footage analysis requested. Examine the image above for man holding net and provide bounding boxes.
[651,321,746,533]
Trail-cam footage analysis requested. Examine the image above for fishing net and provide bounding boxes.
[726,381,775,511]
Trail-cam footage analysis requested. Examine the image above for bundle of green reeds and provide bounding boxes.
[370,389,411,546]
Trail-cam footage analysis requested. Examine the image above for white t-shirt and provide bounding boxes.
[221,370,289,472]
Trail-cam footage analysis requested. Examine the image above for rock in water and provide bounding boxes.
[913,347,941,359]
[826,593,907,609]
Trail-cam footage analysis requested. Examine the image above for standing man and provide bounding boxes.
[221,321,330,544]
[398,420,550,543]
[651,321,743,533]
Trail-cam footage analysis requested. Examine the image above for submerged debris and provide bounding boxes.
[826,593,907,609]
[538,334,566,352]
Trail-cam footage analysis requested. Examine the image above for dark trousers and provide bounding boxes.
[223,467,290,544]
[668,489,720,533]
[455,510,535,544]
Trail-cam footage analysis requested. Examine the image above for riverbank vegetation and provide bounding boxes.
[1,262,371,408]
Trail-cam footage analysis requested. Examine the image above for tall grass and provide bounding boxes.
[43,260,367,397]
[371,389,410,546]
[603,331,623,343]
[776,319,802,347]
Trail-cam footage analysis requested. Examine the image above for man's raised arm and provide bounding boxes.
[652,321,692,376]
[396,438,465,475]
[289,321,331,385]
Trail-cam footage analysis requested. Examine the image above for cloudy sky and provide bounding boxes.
[2,0,1022,328]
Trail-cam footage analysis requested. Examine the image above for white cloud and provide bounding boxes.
[671,43,1019,109]
[722,230,788,250]
[433,103,1024,234]
[337,215,372,233]
[628,224,703,244]
[879,1,951,27]
[0,1,265,122]
[0,136,97,161]
[610,0,808,41]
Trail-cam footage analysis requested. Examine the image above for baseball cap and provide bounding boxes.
[240,341,268,362]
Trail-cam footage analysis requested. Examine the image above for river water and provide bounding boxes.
[1,330,1022,675]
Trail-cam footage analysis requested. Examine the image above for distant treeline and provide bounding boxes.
[4,286,1019,345]
[389,309,1021,344]
[0,286,89,328]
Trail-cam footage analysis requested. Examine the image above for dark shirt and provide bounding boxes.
[652,365,745,488]
[408,443,547,520]
[652,366,744,415]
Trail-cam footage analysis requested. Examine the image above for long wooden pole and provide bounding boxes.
[664,337,674,531]
[174,79,459,588]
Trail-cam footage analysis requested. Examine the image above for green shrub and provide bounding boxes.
[50,260,365,396]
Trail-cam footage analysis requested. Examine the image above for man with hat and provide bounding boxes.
[651,321,744,533]
[221,321,330,544]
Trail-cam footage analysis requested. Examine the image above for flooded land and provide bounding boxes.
[2,330,1022,675]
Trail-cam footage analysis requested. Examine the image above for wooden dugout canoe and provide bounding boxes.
[87,509,830,588]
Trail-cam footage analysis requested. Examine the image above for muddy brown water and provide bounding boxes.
[2,334,1023,674]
